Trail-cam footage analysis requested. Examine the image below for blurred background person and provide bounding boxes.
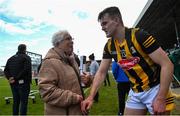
[104,72,111,86]
[74,53,80,67]
[4,44,32,115]
[112,61,130,115]
[89,53,100,102]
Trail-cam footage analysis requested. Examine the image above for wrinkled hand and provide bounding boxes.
[9,77,15,84]
[152,96,166,115]
[81,96,94,115]
[81,72,92,87]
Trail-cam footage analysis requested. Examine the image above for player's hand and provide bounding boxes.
[152,96,166,115]
[81,96,94,115]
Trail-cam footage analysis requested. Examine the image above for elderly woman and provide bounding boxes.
[38,30,88,115]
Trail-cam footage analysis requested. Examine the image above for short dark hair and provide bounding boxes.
[89,53,94,60]
[18,44,26,52]
[98,6,122,22]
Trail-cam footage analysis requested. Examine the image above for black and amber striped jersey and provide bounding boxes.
[103,28,161,92]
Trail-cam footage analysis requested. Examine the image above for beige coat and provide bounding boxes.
[38,47,83,115]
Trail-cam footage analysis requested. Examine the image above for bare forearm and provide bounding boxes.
[157,62,174,98]
[89,72,106,100]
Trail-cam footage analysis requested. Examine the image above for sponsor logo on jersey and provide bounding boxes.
[118,57,140,70]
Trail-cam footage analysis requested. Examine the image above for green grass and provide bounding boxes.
[0,74,118,115]
[0,77,44,115]
[0,74,180,115]
[88,73,119,115]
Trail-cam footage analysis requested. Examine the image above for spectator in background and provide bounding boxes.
[34,76,38,85]
[4,44,32,115]
[89,53,100,102]
[38,30,91,115]
[112,61,130,115]
[34,62,42,85]
[104,72,111,86]
[74,53,80,67]
[37,62,42,73]
[86,61,91,72]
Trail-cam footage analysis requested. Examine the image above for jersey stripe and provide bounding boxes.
[106,28,160,92]
[107,39,111,53]
[114,39,139,92]
[143,36,153,45]
[132,30,154,66]
[115,38,145,92]
[145,39,155,48]
[144,37,153,46]
[125,37,150,91]
[131,30,159,90]
[114,39,122,63]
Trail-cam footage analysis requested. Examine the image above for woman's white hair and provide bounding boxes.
[52,30,69,47]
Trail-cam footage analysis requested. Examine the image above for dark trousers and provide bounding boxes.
[34,79,38,85]
[10,83,30,115]
[94,91,99,102]
[117,82,130,115]
[104,73,111,86]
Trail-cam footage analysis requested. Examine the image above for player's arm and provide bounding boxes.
[81,59,111,114]
[136,29,174,114]
[89,59,111,100]
[149,47,174,114]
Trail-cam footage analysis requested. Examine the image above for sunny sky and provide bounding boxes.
[0,0,148,68]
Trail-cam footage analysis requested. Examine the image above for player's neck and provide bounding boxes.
[116,27,125,43]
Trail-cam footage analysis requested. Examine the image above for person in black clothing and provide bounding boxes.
[4,44,32,115]
[35,63,42,85]
[74,53,80,67]
[104,72,111,86]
